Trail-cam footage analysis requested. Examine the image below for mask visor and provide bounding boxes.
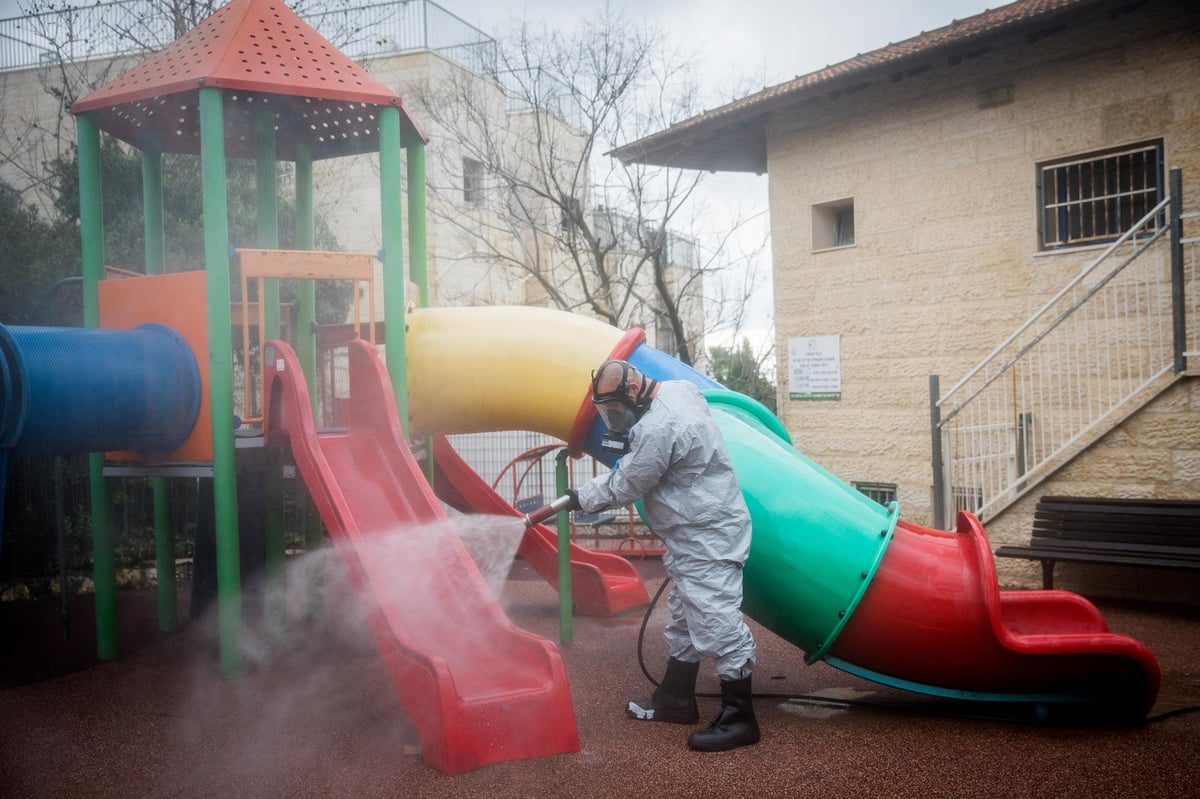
[595,401,636,434]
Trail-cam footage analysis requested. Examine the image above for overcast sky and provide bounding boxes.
[450,0,995,93]
[0,0,1000,356]
[2,0,999,96]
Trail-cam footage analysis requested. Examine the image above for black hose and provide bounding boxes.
[635,576,672,687]
[1143,705,1200,723]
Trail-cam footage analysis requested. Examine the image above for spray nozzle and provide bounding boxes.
[522,492,577,528]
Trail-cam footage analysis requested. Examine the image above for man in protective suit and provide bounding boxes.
[566,358,760,752]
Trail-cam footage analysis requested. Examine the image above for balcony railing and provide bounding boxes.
[0,0,496,76]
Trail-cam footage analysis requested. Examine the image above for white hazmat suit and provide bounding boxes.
[576,380,756,680]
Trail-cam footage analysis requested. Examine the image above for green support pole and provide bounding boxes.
[256,110,286,642]
[142,133,177,633]
[294,144,324,615]
[406,137,428,308]
[142,133,165,273]
[405,135,434,481]
[77,116,103,446]
[151,483,174,631]
[294,145,317,395]
[76,113,118,661]
[379,105,408,433]
[554,449,573,645]
[256,110,281,333]
[88,453,116,658]
[199,87,242,677]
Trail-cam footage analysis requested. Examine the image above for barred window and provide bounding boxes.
[463,157,484,204]
[655,313,681,361]
[560,194,581,234]
[1038,141,1163,249]
[853,481,896,507]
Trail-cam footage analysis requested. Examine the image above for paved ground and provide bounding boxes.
[2,557,1198,798]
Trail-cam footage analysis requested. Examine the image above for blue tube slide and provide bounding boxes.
[0,323,201,456]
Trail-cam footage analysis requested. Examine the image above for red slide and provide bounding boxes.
[263,339,579,774]
[431,435,649,617]
[827,512,1162,719]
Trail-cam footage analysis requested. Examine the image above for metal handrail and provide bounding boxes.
[938,198,1171,423]
[933,177,1193,524]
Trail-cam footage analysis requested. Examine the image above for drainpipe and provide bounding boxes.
[929,375,946,530]
[1169,168,1186,374]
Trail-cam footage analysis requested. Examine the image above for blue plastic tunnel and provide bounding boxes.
[0,323,201,456]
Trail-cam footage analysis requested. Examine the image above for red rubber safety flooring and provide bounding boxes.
[2,559,1198,799]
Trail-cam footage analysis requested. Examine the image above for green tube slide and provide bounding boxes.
[703,390,899,662]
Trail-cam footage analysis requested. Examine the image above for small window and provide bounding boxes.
[1038,141,1164,249]
[666,233,698,269]
[813,199,855,250]
[655,314,681,360]
[463,157,484,204]
[560,194,581,234]
[853,481,896,507]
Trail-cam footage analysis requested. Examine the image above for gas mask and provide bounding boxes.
[591,360,656,435]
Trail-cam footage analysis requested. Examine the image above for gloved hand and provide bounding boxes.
[565,488,581,511]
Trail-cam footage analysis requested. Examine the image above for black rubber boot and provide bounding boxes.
[626,657,700,724]
[687,675,760,751]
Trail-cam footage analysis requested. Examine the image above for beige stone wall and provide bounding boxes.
[0,55,138,216]
[766,1,1200,597]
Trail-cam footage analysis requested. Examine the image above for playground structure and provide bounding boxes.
[0,0,1165,777]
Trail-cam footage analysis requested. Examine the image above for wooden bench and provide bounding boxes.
[514,495,547,516]
[994,495,1200,589]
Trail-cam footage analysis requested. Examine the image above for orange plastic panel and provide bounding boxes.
[99,271,212,462]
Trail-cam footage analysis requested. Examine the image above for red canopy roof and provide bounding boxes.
[71,0,427,160]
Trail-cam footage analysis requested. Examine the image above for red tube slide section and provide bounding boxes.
[430,435,649,617]
[263,339,579,774]
[827,512,1161,718]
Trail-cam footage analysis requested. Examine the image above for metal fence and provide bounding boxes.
[311,0,497,76]
[932,168,1196,525]
[0,0,496,76]
[0,453,201,580]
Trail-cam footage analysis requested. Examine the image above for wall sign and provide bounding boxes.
[788,335,841,401]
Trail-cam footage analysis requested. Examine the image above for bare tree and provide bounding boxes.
[413,6,766,366]
[1,1,234,210]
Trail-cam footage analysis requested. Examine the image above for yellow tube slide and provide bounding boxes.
[404,306,623,440]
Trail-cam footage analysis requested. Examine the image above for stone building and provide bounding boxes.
[613,0,1200,601]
